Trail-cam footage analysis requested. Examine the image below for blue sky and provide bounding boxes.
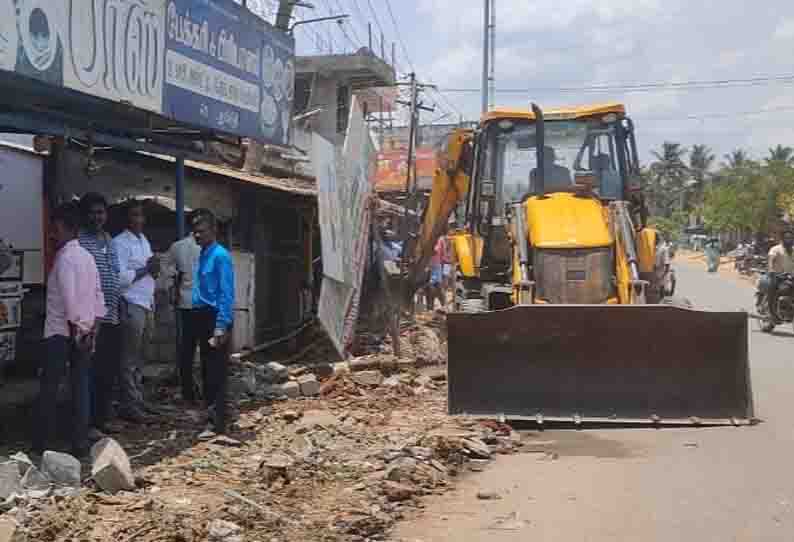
[254,0,794,165]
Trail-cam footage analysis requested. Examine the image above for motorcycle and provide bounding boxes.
[755,272,794,332]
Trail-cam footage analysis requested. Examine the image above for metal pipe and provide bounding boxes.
[176,156,185,239]
[481,0,490,114]
[531,103,545,195]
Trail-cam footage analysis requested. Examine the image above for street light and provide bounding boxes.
[289,14,349,33]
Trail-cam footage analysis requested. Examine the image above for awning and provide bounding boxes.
[141,152,317,198]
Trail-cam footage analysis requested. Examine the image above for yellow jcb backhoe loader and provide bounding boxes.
[406,103,753,425]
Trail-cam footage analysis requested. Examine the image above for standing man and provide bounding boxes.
[186,209,234,434]
[79,193,121,435]
[164,214,201,401]
[112,200,160,423]
[36,203,105,456]
[180,209,234,433]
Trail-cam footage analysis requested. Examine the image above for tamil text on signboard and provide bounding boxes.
[0,0,294,146]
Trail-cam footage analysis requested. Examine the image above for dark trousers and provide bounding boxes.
[35,335,90,454]
[180,308,228,433]
[93,322,121,428]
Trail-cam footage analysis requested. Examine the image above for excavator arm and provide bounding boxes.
[405,128,474,293]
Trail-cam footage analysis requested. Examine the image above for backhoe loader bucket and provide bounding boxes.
[447,304,753,425]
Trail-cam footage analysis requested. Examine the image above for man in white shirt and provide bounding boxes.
[112,200,160,423]
[164,217,201,401]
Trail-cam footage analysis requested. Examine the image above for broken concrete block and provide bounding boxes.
[9,453,33,477]
[383,481,416,502]
[299,410,339,430]
[0,463,21,500]
[90,439,135,494]
[461,438,492,459]
[263,362,289,383]
[41,451,81,487]
[208,519,242,542]
[20,466,50,490]
[297,374,320,396]
[289,435,314,459]
[280,381,301,399]
[352,370,383,387]
[382,375,401,388]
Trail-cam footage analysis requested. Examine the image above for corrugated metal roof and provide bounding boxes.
[140,152,317,197]
[185,159,317,197]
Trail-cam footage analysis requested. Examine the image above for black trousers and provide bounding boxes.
[180,308,228,433]
[93,322,121,428]
[34,335,90,455]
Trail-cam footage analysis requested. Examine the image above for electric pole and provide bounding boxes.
[393,73,435,333]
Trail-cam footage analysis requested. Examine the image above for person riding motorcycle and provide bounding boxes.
[765,230,794,323]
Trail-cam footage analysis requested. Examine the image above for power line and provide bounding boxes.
[438,74,794,94]
[638,105,794,122]
[365,0,387,45]
[383,0,416,74]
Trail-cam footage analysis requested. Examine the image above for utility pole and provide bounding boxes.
[481,0,490,114]
[394,73,435,333]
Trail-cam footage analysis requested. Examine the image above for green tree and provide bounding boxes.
[688,144,716,211]
[723,149,752,169]
[766,144,794,168]
[645,142,690,217]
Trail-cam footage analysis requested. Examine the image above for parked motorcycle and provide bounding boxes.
[755,272,794,332]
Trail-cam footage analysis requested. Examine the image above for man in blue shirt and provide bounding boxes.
[185,209,235,434]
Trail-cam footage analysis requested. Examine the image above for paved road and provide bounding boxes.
[394,261,794,542]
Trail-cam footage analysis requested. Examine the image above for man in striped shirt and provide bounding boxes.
[79,193,123,432]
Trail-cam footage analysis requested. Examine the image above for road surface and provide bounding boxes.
[394,260,794,542]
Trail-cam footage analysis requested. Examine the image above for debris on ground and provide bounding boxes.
[0,316,537,541]
[476,490,502,500]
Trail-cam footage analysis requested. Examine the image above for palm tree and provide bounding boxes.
[765,144,794,168]
[647,142,690,216]
[724,149,751,169]
[687,144,716,221]
[689,144,715,184]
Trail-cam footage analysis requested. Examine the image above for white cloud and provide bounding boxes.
[297,0,794,159]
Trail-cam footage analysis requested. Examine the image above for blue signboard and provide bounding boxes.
[0,1,294,146]
[163,0,295,145]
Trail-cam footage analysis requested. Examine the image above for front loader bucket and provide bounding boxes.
[447,305,753,425]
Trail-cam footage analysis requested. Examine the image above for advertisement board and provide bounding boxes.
[316,95,374,356]
[0,0,294,145]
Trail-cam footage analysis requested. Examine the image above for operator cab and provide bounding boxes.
[470,104,640,224]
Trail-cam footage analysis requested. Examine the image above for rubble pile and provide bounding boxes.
[2,317,535,541]
[6,368,531,541]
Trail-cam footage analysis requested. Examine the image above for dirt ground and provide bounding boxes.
[0,312,547,542]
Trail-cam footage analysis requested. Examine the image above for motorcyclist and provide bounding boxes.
[766,230,794,322]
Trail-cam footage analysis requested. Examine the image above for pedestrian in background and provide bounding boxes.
[184,209,235,435]
[112,200,160,423]
[35,203,105,456]
[78,193,121,437]
[164,213,201,401]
